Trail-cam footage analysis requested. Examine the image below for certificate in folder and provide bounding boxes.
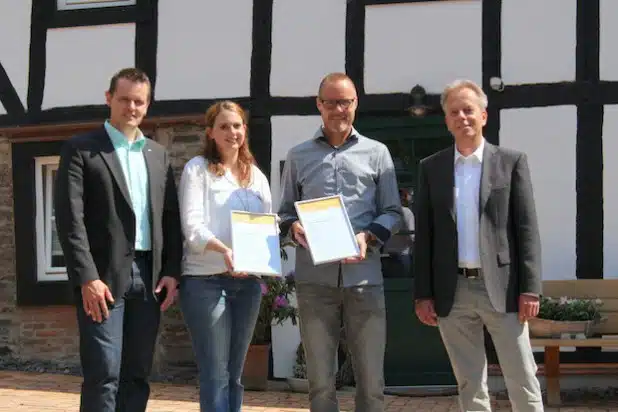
[230,211,282,276]
[294,195,360,265]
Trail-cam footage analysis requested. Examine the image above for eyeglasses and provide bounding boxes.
[319,98,356,110]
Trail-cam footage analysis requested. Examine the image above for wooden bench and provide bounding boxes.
[530,279,618,406]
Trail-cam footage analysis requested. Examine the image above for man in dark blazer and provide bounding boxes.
[414,80,544,412]
[55,68,182,412]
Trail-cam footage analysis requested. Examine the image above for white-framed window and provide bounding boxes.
[35,156,67,282]
[57,0,137,11]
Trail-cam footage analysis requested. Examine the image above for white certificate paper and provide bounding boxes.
[230,211,282,276]
[294,195,360,265]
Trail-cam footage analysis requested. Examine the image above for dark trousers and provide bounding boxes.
[76,253,161,412]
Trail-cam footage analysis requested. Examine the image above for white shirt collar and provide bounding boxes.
[454,138,485,164]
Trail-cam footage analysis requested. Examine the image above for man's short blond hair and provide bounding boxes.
[440,79,488,111]
[318,72,356,97]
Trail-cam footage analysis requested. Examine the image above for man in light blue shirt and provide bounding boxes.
[55,68,182,412]
[279,73,402,412]
[104,120,151,251]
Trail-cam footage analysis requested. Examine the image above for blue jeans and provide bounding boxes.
[76,253,160,412]
[180,275,262,412]
[296,283,386,412]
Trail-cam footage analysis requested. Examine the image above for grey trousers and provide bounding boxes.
[296,283,386,412]
[438,277,544,412]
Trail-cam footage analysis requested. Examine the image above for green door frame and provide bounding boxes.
[355,115,456,386]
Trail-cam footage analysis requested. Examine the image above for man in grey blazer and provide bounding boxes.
[414,79,544,411]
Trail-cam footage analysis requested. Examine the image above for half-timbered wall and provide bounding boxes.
[0,0,616,373]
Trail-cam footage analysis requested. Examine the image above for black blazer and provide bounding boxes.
[55,127,183,301]
[413,142,542,316]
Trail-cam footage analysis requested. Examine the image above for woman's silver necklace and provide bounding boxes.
[234,188,251,211]
[225,169,252,211]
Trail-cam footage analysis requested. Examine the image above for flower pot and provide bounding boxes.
[242,344,270,391]
[286,377,309,393]
[528,318,593,338]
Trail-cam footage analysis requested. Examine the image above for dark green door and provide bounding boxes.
[355,115,456,386]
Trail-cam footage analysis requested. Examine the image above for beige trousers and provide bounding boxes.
[437,277,544,412]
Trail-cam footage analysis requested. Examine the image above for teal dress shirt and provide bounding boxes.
[104,120,152,251]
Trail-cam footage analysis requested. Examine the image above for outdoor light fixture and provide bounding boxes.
[407,85,430,117]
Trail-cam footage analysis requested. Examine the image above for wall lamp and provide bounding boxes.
[407,85,431,117]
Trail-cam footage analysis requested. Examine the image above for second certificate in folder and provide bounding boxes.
[230,211,282,276]
[294,195,360,265]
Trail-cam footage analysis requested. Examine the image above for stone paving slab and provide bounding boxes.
[0,370,614,411]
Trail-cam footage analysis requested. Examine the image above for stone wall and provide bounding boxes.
[0,136,17,357]
[152,124,203,380]
[0,135,81,364]
[0,124,205,376]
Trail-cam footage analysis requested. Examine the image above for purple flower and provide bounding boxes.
[273,295,288,308]
[260,282,268,296]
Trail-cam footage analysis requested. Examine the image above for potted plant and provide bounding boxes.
[529,296,603,338]
[254,272,298,343]
[287,342,309,393]
[242,270,298,390]
[286,328,356,392]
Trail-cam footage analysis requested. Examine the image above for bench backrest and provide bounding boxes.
[541,279,618,335]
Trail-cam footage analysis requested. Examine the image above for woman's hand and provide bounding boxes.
[222,247,235,272]
[222,247,249,278]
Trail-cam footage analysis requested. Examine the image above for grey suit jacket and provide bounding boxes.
[413,142,542,316]
[55,127,183,302]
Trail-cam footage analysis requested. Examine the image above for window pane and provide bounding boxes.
[57,0,136,11]
[50,216,65,268]
[47,166,65,269]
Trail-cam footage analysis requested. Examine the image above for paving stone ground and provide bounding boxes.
[0,370,615,411]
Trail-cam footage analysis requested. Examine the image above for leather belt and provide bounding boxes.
[134,250,152,259]
[458,267,482,279]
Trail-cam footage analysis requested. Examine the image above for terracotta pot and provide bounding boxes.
[528,318,593,338]
[242,344,270,391]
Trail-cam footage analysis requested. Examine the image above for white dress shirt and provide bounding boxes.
[178,156,272,276]
[454,139,485,268]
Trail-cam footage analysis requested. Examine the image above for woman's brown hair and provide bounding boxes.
[203,101,255,187]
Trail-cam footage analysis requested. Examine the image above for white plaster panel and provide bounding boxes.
[0,0,32,107]
[156,0,252,100]
[501,0,576,85]
[270,0,346,96]
[500,107,577,280]
[603,105,618,279]
[43,24,135,109]
[364,1,482,94]
[270,115,321,378]
[270,115,321,210]
[271,311,300,378]
[0,101,6,115]
[600,0,618,81]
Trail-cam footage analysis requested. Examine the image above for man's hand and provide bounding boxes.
[519,294,540,323]
[342,232,369,264]
[415,299,438,326]
[155,276,178,312]
[291,221,309,249]
[81,279,114,323]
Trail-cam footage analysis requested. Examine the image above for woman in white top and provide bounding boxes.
[178,101,271,412]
